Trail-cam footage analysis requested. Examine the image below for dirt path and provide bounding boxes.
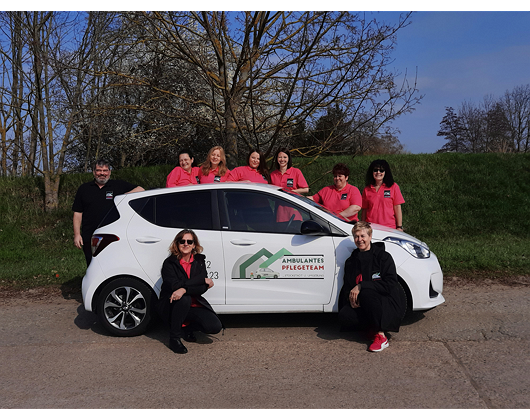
[1,281,529,408]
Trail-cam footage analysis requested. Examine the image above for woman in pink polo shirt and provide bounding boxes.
[227,148,269,183]
[361,159,405,231]
[270,147,309,223]
[270,147,309,194]
[166,149,201,187]
[310,163,362,222]
[198,146,231,183]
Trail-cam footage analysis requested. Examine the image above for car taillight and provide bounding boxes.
[91,234,120,257]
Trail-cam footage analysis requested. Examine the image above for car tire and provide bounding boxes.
[397,280,409,319]
[273,275,278,278]
[97,277,155,337]
[256,275,261,279]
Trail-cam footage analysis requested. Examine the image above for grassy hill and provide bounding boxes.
[1,153,529,291]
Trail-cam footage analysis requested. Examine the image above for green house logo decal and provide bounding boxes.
[232,247,324,280]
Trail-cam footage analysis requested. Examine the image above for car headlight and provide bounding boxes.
[383,236,430,259]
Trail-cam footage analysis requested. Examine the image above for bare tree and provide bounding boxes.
[502,84,530,153]
[440,85,530,155]
[2,11,422,187]
[0,11,28,176]
[0,12,114,210]
[123,11,421,166]
[458,101,485,153]
[483,99,511,153]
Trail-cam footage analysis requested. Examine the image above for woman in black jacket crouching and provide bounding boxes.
[158,229,222,354]
[338,221,406,352]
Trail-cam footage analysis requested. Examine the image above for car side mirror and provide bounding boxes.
[301,220,331,236]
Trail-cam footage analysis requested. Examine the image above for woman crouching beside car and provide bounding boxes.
[157,229,222,354]
[338,221,406,352]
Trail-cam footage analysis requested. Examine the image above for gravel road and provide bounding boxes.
[1,279,529,409]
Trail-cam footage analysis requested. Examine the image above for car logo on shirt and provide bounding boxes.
[106,191,114,199]
[214,176,221,182]
[341,193,348,200]
[384,190,391,198]
[287,178,294,187]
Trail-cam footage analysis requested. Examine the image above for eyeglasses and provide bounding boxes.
[178,239,194,245]
[373,168,385,173]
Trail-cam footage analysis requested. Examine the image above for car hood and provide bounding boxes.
[333,220,429,248]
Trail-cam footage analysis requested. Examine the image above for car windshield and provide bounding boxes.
[280,189,350,223]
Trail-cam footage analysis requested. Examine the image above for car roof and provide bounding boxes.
[115,182,421,244]
[121,182,284,198]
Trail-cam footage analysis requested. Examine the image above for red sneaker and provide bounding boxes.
[369,333,389,352]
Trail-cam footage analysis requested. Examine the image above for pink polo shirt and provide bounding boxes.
[362,183,405,228]
[270,167,309,222]
[166,166,200,187]
[179,254,194,278]
[270,167,308,191]
[198,166,231,184]
[313,183,362,222]
[227,166,268,184]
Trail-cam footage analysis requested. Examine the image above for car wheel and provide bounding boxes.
[273,275,278,278]
[256,275,261,279]
[97,277,155,337]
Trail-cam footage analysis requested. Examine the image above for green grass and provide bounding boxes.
[339,154,530,276]
[1,153,529,291]
[0,176,84,289]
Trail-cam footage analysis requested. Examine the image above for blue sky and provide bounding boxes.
[373,10,530,153]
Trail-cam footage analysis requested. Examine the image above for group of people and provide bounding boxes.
[161,220,405,355]
[166,145,405,231]
[160,146,406,354]
[72,149,407,355]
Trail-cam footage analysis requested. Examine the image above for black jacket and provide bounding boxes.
[158,253,216,319]
[339,242,406,332]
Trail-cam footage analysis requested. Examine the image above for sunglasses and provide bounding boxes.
[373,168,385,173]
[178,239,194,245]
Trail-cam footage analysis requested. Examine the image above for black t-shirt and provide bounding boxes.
[72,179,137,237]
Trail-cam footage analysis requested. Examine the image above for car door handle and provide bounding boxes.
[230,239,256,246]
[136,236,162,244]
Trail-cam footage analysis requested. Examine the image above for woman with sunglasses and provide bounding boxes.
[361,159,405,231]
[157,229,222,354]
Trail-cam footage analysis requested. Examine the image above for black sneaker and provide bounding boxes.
[169,338,188,354]
[183,330,197,342]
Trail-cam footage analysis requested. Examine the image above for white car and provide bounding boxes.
[254,268,280,279]
[82,182,445,336]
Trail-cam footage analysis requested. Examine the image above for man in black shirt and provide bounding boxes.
[72,159,144,266]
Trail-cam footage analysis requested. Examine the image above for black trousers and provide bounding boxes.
[167,296,222,340]
[82,234,93,267]
[338,288,384,332]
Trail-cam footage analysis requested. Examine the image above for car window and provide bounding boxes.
[98,205,120,229]
[221,190,311,234]
[129,191,213,230]
[281,189,350,223]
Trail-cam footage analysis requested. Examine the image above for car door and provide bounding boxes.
[126,189,226,304]
[218,189,337,306]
